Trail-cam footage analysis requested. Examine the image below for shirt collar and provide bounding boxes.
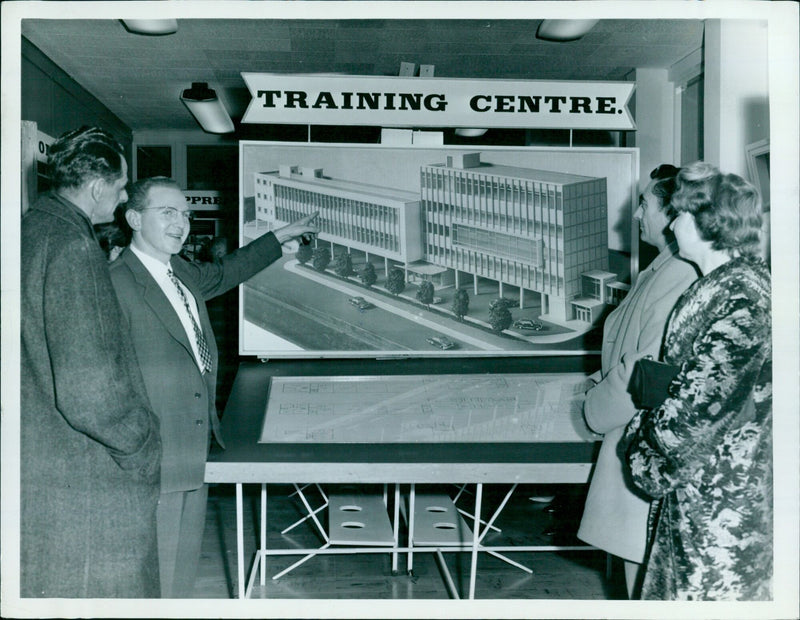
[129,243,172,278]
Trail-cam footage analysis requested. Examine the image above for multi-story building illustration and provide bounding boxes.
[419,152,608,322]
[253,153,624,326]
[254,165,422,266]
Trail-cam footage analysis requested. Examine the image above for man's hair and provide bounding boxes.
[123,176,182,214]
[671,161,763,256]
[48,126,125,191]
[648,163,681,219]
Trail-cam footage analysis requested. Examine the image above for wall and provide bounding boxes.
[703,19,769,177]
[631,68,675,189]
[21,38,132,158]
[132,129,237,186]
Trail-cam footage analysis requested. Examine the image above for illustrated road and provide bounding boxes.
[243,255,596,354]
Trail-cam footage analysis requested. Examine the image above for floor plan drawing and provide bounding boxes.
[260,373,596,444]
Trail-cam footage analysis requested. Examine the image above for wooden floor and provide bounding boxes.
[191,483,626,601]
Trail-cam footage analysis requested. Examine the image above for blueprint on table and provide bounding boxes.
[260,373,596,443]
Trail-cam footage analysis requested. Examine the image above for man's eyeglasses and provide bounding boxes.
[140,206,194,223]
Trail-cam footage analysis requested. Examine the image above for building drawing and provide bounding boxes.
[253,153,627,327]
[254,165,422,267]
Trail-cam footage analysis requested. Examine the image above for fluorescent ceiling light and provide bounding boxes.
[536,19,599,42]
[455,128,488,138]
[121,19,178,36]
[180,82,235,134]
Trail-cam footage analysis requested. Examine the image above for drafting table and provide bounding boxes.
[205,358,601,599]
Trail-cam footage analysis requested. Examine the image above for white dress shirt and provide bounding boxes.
[129,244,206,371]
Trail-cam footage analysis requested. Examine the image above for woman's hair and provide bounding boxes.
[48,126,125,191]
[649,164,681,218]
[124,176,182,213]
[671,161,763,256]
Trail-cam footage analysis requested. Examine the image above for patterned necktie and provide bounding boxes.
[167,268,212,373]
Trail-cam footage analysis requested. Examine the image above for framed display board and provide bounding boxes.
[239,142,638,358]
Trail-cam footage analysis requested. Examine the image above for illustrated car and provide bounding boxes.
[426,335,457,350]
[348,296,374,310]
[513,318,544,331]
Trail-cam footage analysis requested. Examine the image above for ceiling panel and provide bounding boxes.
[21,18,704,132]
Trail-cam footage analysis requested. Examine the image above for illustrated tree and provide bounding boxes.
[489,297,514,311]
[451,288,470,321]
[416,280,435,307]
[489,305,513,333]
[359,262,377,288]
[386,267,406,296]
[334,251,355,278]
[295,242,313,265]
[311,246,331,272]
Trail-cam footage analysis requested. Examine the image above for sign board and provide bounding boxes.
[242,74,635,131]
[183,190,222,211]
[35,130,54,164]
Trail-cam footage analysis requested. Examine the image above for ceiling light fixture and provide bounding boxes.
[536,19,599,42]
[180,82,235,134]
[454,128,488,138]
[121,19,178,36]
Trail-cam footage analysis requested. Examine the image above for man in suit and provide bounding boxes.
[21,126,161,597]
[576,165,698,598]
[110,176,317,597]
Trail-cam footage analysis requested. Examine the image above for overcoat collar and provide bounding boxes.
[33,192,97,239]
[648,241,682,273]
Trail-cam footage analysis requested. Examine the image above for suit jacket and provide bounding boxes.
[577,242,697,563]
[21,193,161,597]
[110,231,282,494]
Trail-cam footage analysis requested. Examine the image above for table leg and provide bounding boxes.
[295,483,329,544]
[281,484,329,535]
[236,483,245,599]
[407,483,415,575]
[468,482,483,599]
[260,484,267,586]
[392,483,400,574]
[478,483,517,544]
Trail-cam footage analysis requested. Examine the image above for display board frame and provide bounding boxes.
[239,141,638,359]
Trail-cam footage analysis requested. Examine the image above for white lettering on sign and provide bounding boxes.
[242,74,635,130]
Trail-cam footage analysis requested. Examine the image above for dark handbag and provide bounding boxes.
[628,356,681,410]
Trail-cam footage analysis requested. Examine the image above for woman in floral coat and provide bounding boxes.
[625,162,772,600]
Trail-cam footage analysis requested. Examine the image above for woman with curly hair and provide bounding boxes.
[626,161,772,600]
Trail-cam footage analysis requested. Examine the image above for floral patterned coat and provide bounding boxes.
[625,255,772,601]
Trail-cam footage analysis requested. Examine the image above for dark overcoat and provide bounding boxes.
[20,193,162,598]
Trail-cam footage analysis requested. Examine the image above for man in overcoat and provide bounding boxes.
[20,126,162,597]
[110,176,317,597]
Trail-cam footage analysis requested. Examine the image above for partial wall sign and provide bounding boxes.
[241,74,636,131]
[183,190,222,211]
[36,130,54,164]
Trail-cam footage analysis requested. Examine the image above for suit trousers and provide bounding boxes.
[156,484,208,598]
